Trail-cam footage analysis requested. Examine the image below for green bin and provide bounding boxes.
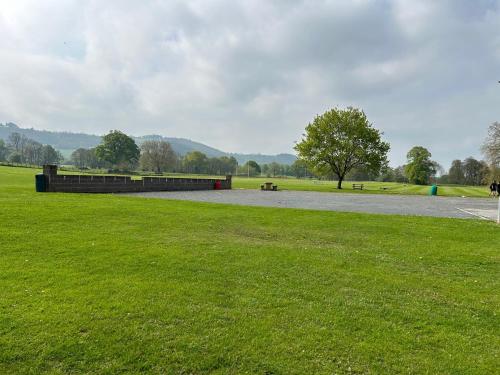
[35,174,46,192]
[430,184,438,196]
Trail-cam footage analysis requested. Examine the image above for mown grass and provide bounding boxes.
[233,177,490,197]
[0,165,499,374]
[4,162,489,197]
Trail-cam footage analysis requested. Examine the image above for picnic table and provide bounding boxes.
[261,182,278,191]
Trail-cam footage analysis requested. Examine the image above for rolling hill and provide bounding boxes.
[0,123,296,165]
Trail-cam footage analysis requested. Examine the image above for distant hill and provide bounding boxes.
[0,122,101,149]
[136,134,226,158]
[229,153,297,165]
[0,123,296,165]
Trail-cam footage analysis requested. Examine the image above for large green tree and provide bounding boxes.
[95,130,140,170]
[404,146,438,185]
[295,107,390,189]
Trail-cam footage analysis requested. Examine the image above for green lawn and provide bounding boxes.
[0,165,499,374]
[233,177,490,197]
[7,163,489,197]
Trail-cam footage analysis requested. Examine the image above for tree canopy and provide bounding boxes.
[404,146,438,185]
[462,157,489,186]
[294,107,389,189]
[95,130,140,170]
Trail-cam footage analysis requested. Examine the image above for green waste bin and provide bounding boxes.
[430,184,438,196]
[35,174,46,192]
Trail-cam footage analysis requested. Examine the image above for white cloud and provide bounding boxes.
[0,0,499,167]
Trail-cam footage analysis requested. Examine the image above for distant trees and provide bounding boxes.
[404,146,439,185]
[179,152,237,175]
[71,148,102,169]
[95,131,140,170]
[67,145,239,175]
[442,157,489,186]
[182,151,208,174]
[247,160,261,174]
[448,159,465,184]
[345,166,380,181]
[140,141,177,173]
[290,159,312,178]
[481,122,499,181]
[373,165,408,183]
[40,145,61,165]
[392,166,407,183]
[0,140,8,161]
[377,166,394,182]
[71,148,90,169]
[401,148,490,187]
[462,157,489,186]
[0,132,63,165]
[23,139,42,165]
[8,133,23,154]
[295,107,390,189]
[239,160,261,176]
[206,156,238,175]
[481,122,500,167]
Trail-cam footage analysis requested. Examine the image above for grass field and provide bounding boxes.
[3,163,489,198]
[0,165,499,374]
[232,177,490,197]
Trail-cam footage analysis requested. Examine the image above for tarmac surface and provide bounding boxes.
[124,189,499,220]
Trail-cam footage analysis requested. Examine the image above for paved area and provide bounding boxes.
[456,208,498,221]
[123,189,499,220]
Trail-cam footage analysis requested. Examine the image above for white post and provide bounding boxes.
[497,196,500,224]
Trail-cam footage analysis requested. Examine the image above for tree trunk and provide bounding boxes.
[337,176,343,189]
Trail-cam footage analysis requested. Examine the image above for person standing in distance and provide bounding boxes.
[492,180,499,197]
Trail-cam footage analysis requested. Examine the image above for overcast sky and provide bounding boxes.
[0,0,499,167]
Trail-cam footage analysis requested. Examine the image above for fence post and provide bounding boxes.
[497,196,500,224]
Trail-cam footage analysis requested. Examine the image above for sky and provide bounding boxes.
[0,0,499,167]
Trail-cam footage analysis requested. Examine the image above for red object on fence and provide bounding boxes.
[214,180,222,190]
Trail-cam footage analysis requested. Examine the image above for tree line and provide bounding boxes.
[377,123,498,186]
[295,107,498,188]
[0,132,63,165]
[68,127,494,186]
[68,131,313,177]
[2,117,497,187]
[69,130,239,175]
[375,152,491,186]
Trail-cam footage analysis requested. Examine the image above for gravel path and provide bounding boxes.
[123,189,499,220]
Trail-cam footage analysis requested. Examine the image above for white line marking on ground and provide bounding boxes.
[455,207,489,220]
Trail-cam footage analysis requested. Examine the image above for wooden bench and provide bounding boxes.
[352,183,364,190]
